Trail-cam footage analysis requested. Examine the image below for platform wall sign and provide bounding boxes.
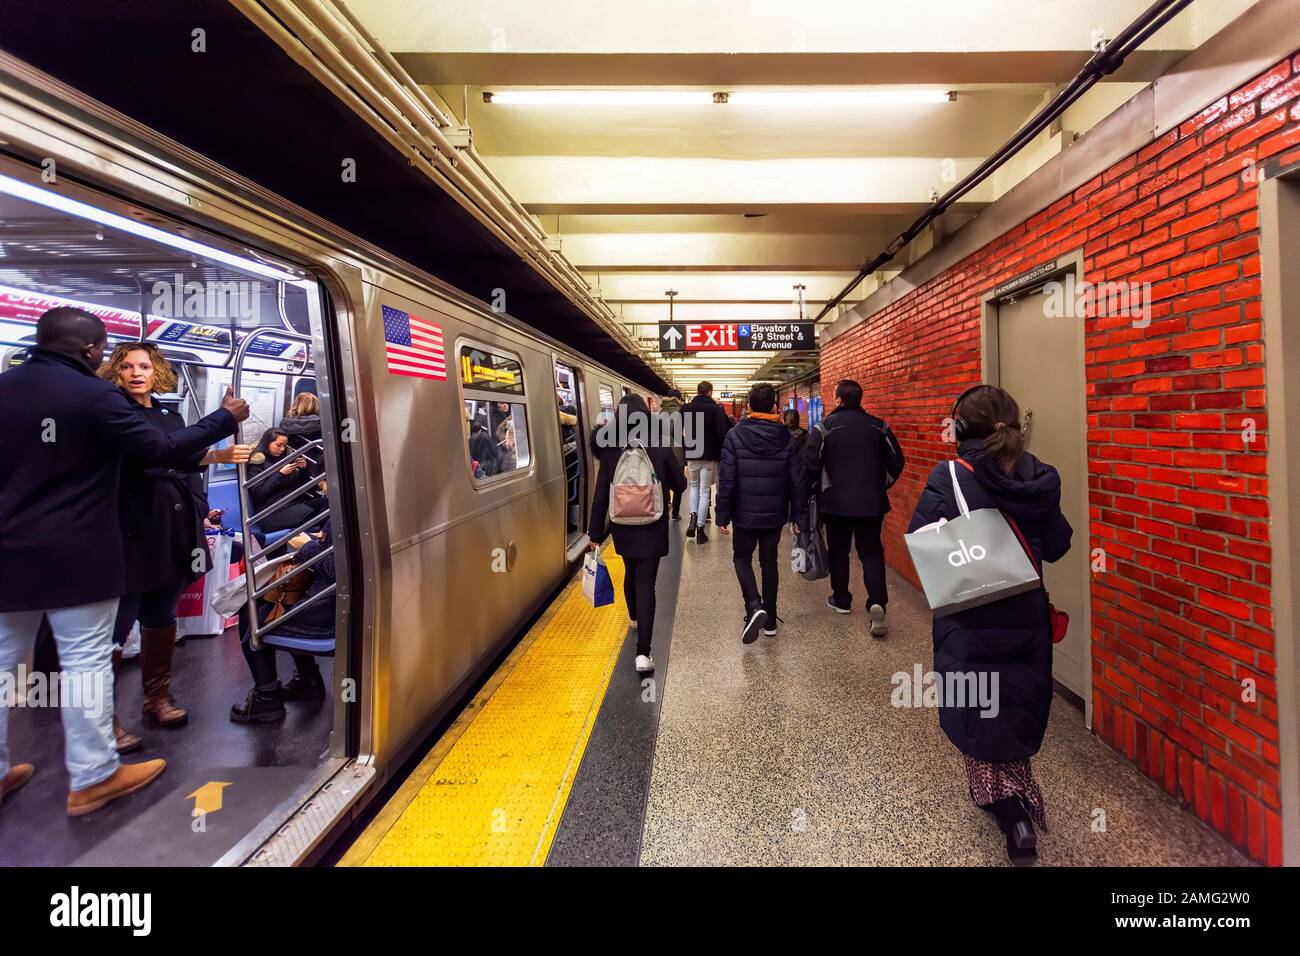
[658,321,816,353]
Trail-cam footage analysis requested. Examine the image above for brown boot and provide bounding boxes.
[139,625,187,727]
[110,648,142,754]
[66,760,165,817]
[1,764,34,804]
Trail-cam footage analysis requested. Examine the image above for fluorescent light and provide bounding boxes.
[0,172,305,284]
[485,90,717,106]
[726,90,954,106]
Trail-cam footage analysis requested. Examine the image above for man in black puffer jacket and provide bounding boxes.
[716,383,808,644]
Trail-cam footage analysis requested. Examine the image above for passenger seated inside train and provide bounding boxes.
[229,519,335,723]
[246,426,329,537]
[278,390,323,481]
[465,401,501,478]
[491,400,518,472]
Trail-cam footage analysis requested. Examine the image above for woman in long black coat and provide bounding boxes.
[908,385,1072,865]
[246,426,329,536]
[100,344,251,742]
[587,394,687,675]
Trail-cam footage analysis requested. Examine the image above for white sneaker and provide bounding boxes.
[868,604,888,638]
[120,626,141,661]
[635,654,655,674]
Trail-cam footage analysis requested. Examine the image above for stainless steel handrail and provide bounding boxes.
[242,437,324,491]
[233,326,334,649]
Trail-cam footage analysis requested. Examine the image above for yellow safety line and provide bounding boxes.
[340,546,628,866]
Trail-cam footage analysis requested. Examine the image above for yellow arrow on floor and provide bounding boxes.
[188,781,232,816]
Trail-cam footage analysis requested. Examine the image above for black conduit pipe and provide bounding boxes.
[815,0,1196,323]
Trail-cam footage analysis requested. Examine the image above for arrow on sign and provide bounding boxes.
[189,781,232,816]
[662,327,683,349]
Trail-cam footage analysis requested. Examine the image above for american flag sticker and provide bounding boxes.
[382,304,446,380]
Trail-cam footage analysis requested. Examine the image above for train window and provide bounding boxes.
[598,383,615,410]
[458,343,530,482]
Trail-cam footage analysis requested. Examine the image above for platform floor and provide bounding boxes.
[344,519,1249,867]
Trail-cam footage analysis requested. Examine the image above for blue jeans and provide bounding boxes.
[688,460,716,521]
[0,598,120,791]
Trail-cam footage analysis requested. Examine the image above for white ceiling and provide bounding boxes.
[348,0,1260,392]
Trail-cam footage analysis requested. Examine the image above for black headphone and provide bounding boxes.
[951,384,995,441]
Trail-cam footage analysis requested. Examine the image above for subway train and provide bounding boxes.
[0,52,650,866]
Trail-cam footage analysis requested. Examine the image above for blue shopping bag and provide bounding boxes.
[582,550,615,607]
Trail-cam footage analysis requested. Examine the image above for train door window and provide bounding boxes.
[554,360,587,547]
[459,343,530,482]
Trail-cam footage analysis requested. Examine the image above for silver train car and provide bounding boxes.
[0,52,649,865]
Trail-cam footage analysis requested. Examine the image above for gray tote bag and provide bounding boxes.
[904,460,1042,617]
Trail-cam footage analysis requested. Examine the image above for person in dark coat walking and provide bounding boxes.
[0,307,245,816]
[230,519,335,724]
[908,384,1072,865]
[588,394,687,675]
[804,379,905,636]
[658,388,687,519]
[680,381,732,542]
[716,384,808,643]
[783,409,809,457]
[99,342,253,743]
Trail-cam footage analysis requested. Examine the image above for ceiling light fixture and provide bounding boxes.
[483,90,717,106]
[0,172,306,284]
[726,90,955,105]
[482,89,953,107]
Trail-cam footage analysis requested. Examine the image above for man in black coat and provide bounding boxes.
[804,379,904,637]
[680,381,732,543]
[0,307,247,814]
[716,383,808,644]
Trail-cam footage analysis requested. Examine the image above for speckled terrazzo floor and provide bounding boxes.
[639,525,1251,867]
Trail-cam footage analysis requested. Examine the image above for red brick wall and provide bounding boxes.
[819,53,1300,865]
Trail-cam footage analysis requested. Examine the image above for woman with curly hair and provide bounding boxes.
[98,343,251,746]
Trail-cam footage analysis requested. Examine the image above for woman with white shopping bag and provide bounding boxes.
[907,385,1072,866]
[98,343,251,747]
[587,394,687,676]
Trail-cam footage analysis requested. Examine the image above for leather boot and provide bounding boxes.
[110,648,142,754]
[67,760,166,817]
[139,625,187,727]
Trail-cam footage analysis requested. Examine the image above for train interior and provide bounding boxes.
[0,174,348,865]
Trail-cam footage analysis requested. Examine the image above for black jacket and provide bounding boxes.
[907,439,1073,762]
[804,405,904,517]
[716,416,808,531]
[588,443,687,559]
[278,412,324,479]
[681,393,732,462]
[0,348,237,612]
[246,449,324,515]
[118,400,212,594]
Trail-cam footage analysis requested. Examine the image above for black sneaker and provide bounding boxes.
[827,596,851,615]
[686,513,698,538]
[230,686,286,724]
[741,606,767,644]
[696,526,709,544]
[762,613,781,637]
[282,672,327,701]
[671,512,682,521]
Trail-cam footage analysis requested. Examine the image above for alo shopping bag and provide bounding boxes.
[796,495,830,581]
[903,460,1041,616]
[582,550,615,607]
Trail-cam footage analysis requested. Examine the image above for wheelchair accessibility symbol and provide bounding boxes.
[739,324,751,336]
